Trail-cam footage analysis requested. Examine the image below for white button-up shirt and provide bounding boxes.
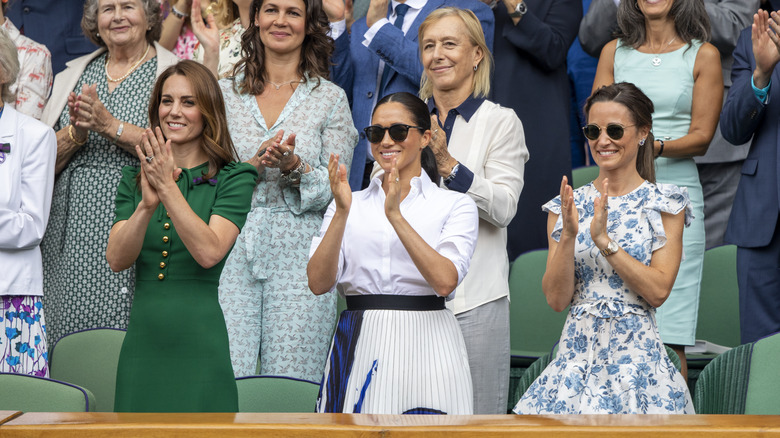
[310,170,478,299]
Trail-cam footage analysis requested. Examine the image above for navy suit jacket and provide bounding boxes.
[721,27,780,248]
[7,0,97,75]
[331,0,494,189]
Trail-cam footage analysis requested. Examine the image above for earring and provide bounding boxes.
[473,65,478,71]
[639,138,646,146]
[96,32,100,38]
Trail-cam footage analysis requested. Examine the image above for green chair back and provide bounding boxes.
[0,373,95,412]
[664,345,682,371]
[695,245,740,348]
[745,332,780,414]
[509,250,568,366]
[694,342,753,414]
[236,375,319,413]
[572,166,599,189]
[49,328,126,412]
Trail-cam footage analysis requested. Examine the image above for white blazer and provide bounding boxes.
[0,106,56,295]
[445,100,529,314]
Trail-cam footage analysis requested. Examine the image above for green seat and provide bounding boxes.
[49,328,126,412]
[695,331,780,414]
[509,249,568,366]
[695,244,741,348]
[0,373,95,412]
[572,165,599,189]
[236,375,319,412]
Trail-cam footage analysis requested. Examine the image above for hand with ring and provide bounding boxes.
[429,114,457,178]
[262,131,298,172]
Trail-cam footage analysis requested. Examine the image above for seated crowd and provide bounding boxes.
[2,0,779,416]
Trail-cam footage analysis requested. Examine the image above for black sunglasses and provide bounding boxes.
[364,123,425,144]
[582,123,635,141]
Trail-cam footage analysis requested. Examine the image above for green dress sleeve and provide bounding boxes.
[211,162,258,231]
[113,165,141,224]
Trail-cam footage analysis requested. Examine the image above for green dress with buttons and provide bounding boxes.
[112,161,258,413]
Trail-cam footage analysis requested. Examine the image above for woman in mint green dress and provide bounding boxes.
[592,0,722,379]
[107,61,257,412]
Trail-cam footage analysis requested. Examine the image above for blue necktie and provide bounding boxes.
[378,3,410,98]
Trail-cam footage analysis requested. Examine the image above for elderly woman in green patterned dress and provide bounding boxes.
[40,0,178,346]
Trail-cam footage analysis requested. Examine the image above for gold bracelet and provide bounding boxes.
[69,124,87,146]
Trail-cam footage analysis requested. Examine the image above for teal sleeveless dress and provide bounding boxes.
[614,39,706,346]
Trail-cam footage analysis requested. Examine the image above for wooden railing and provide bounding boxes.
[2,412,780,437]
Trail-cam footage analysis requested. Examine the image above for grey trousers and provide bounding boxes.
[697,161,742,249]
[456,296,510,414]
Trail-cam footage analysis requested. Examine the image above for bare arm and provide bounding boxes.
[542,177,577,312]
[159,0,192,51]
[592,39,617,91]
[308,153,351,295]
[141,128,240,268]
[590,179,684,308]
[384,164,459,297]
[653,43,723,158]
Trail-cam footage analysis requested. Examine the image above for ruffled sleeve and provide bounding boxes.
[211,162,259,231]
[644,182,693,253]
[113,166,140,224]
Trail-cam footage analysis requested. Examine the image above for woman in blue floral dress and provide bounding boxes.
[514,82,694,414]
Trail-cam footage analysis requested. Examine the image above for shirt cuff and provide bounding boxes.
[444,163,474,193]
[752,75,770,104]
[362,19,390,48]
[329,19,346,40]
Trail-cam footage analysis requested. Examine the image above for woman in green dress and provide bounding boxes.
[107,60,257,412]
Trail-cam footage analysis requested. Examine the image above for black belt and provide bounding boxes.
[346,294,445,311]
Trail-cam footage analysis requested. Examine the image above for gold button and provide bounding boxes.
[162,251,168,257]
[162,236,169,243]
[159,262,166,269]
[164,223,170,230]
[158,273,165,280]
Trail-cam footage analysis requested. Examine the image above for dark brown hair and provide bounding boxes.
[584,82,656,183]
[147,60,238,181]
[616,0,710,49]
[233,0,332,94]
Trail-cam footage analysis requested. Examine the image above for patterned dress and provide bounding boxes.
[218,75,357,380]
[193,18,244,79]
[41,55,157,346]
[513,181,695,414]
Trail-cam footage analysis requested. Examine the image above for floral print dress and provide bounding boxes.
[513,181,695,414]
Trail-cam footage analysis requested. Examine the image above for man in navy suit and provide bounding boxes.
[329,0,494,190]
[7,0,96,75]
[721,4,780,343]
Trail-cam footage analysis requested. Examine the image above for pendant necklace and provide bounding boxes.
[650,37,676,67]
[268,78,303,90]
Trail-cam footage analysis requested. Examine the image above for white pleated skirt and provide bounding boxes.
[316,307,473,414]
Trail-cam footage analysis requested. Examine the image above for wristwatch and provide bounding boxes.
[600,240,619,257]
[443,162,460,185]
[282,156,306,185]
[509,0,527,18]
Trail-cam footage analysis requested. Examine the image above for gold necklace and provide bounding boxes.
[105,44,151,82]
[267,78,303,90]
[650,36,676,67]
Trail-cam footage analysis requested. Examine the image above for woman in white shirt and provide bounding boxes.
[308,92,479,415]
[0,30,57,376]
[417,7,529,414]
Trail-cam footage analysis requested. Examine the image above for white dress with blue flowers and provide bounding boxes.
[513,181,695,414]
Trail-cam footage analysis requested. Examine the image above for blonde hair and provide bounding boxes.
[418,7,492,100]
[0,29,19,104]
[210,0,240,29]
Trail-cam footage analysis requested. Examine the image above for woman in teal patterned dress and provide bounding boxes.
[514,82,693,414]
[108,60,257,412]
[40,0,178,346]
[591,0,722,379]
[217,0,357,380]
